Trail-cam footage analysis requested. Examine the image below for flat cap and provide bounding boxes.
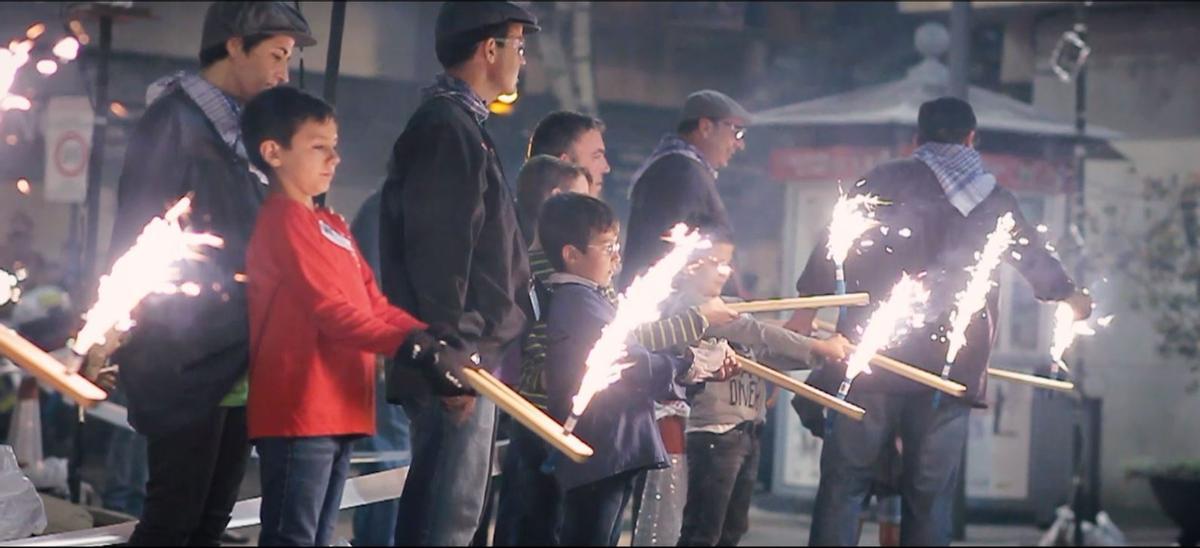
[436,1,540,45]
[201,1,316,54]
[680,90,752,125]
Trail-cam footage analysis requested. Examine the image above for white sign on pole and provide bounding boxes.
[42,96,94,204]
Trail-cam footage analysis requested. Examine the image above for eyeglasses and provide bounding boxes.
[495,36,525,58]
[588,241,621,256]
[718,120,746,141]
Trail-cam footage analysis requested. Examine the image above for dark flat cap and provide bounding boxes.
[680,90,753,125]
[436,1,540,45]
[201,1,316,54]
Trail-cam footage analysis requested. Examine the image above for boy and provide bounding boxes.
[539,193,729,546]
[241,86,469,545]
[675,230,849,546]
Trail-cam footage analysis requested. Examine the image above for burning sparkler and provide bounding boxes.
[563,223,711,435]
[825,275,929,433]
[826,189,885,311]
[933,213,1016,408]
[1048,300,1113,380]
[69,196,223,366]
[1,39,34,112]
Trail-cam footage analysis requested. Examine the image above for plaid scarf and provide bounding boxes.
[421,73,490,126]
[630,133,718,197]
[913,142,996,216]
[146,72,268,185]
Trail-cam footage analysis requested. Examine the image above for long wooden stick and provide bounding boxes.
[0,326,107,407]
[728,293,870,314]
[986,367,1076,393]
[811,319,966,397]
[732,355,865,420]
[459,368,594,463]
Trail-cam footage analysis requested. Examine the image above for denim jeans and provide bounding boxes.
[128,406,249,546]
[493,419,562,546]
[561,469,639,546]
[678,423,761,546]
[393,393,497,546]
[256,435,355,546]
[809,391,969,547]
[351,375,412,547]
[101,391,148,517]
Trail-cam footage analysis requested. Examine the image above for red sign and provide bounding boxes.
[769,145,1072,194]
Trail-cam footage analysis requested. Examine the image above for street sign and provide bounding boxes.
[42,96,94,203]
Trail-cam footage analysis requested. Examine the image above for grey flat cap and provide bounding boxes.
[436,1,540,45]
[201,1,316,53]
[680,90,752,125]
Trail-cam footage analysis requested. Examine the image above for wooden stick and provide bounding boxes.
[811,319,966,398]
[728,293,870,314]
[732,355,865,420]
[0,326,107,407]
[986,367,1076,393]
[459,368,594,463]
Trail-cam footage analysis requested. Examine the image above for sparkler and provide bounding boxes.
[726,292,870,314]
[69,196,223,366]
[563,223,710,435]
[826,189,885,316]
[826,274,929,433]
[933,213,1016,408]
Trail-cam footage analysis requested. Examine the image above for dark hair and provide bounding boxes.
[240,86,336,176]
[517,155,591,240]
[199,33,274,68]
[528,111,606,159]
[539,193,617,272]
[676,118,702,135]
[436,22,510,70]
[917,96,977,145]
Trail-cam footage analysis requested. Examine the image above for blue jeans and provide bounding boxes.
[393,393,497,546]
[493,420,562,545]
[561,469,639,546]
[810,391,968,547]
[351,376,412,546]
[257,436,355,547]
[101,391,148,517]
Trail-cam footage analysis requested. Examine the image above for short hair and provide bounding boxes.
[917,96,977,145]
[528,111,606,159]
[517,155,591,240]
[199,33,273,68]
[240,86,336,176]
[676,118,702,135]
[436,23,510,70]
[539,193,617,272]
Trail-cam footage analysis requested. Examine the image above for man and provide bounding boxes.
[618,89,749,292]
[784,97,1092,546]
[378,2,538,545]
[528,110,612,197]
[106,2,314,545]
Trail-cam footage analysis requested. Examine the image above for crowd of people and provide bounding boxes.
[5,1,1099,546]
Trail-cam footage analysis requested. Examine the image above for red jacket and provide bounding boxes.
[246,194,425,439]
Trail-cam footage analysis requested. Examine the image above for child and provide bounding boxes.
[539,193,726,546]
[674,229,849,546]
[241,86,467,546]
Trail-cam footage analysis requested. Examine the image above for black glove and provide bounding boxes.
[392,323,477,398]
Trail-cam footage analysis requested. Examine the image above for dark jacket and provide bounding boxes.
[796,157,1075,405]
[379,96,532,379]
[350,189,383,281]
[543,280,688,491]
[619,153,732,291]
[110,87,265,436]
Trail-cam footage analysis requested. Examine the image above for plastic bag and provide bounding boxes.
[0,444,48,541]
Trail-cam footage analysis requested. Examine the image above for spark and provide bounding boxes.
[568,223,711,423]
[35,60,57,75]
[944,213,1016,364]
[1,40,33,111]
[71,197,224,355]
[844,274,930,382]
[826,191,885,266]
[52,37,79,62]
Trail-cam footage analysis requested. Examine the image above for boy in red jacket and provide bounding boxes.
[240,86,470,546]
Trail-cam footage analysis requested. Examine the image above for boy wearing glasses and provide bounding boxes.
[620,89,750,293]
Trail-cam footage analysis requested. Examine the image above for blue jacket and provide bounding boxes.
[543,278,688,491]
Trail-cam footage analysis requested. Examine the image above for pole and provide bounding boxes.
[948,1,971,99]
